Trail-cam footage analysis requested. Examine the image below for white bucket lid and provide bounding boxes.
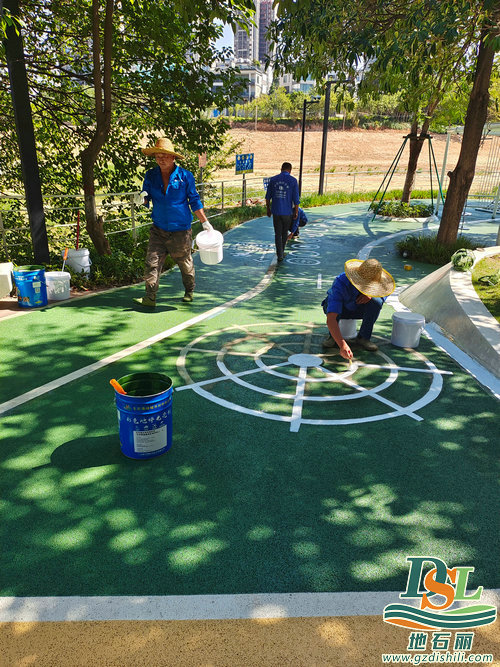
[196,229,223,248]
[392,311,425,324]
[45,271,71,279]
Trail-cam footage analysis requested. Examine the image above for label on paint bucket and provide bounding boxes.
[133,425,167,453]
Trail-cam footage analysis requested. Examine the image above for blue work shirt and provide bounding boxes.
[324,273,387,314]
[142,165,203,232]
[265,170,300,216]
[289,207,308,234]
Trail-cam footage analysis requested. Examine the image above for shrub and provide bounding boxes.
[451,248,475,272]
[396,234,479,266]
[369,200,435,218]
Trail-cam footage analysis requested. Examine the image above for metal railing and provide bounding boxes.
[0,166,481,258]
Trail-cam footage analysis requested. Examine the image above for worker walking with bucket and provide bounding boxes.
[135,137,213,308]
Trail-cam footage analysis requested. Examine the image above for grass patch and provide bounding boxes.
[396,233,479,266]
[472,254,500,324]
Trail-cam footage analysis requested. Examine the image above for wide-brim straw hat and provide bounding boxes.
[142,137,185,160]
[344,258,395,297]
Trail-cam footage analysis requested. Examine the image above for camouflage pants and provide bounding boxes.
[144,225,194,299]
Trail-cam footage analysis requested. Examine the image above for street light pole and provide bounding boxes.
[318,81,333,195]
[318,79,350,195]
[299,98,319,196]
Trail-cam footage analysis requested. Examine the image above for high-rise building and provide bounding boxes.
[234,1,274,65]
[258,0,274,63]
[234,9,259,64]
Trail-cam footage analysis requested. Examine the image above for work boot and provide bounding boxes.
[134,295,156,308]
[354,336,378,352]
[322,335,338,349]
[182,291,194,302]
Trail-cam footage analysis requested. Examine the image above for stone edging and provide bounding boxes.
[449,246,500,355]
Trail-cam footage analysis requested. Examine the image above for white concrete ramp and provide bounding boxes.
[399,247,500,380]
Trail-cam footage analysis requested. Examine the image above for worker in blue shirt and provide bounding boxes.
[134,137,212,307]
[322,258,395,356]
[265,162,300,262]
[287,207,308,239]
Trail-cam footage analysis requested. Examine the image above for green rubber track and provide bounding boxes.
[1,203,498,598]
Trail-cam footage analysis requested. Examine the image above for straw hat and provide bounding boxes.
[344,258,395,298]
[142,137,185,160]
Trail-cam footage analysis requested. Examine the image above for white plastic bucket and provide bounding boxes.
[338,318,357,340]
[391,312,425,348]
[0,262,14,298]
[64,248,91,276]
[195,230,223,265]
[46,271,71,301]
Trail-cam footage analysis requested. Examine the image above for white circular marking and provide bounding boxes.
[288,354,324,368]
[176,323,452,431]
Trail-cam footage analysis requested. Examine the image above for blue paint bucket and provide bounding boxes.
[114,372,173,460]
[13,265,48,308]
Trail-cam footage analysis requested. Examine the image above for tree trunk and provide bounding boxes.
[401,115,432,203]
[79,0,114,256]
[2,0,50,263]
[437,20,498,245]
[81,149,111,255]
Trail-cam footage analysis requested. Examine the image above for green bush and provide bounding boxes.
[369,200,435,218]
[451,248,475,272]
[396,234,479,266]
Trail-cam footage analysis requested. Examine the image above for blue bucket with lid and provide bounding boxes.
[114,372,173,459]
[13,265,48,308]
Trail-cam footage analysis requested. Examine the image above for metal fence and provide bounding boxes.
[0,167,490,259]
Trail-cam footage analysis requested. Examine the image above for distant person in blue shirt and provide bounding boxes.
[322,258,395,356]
[287,207,308,239]
[134,137,212,308]
[265,162,300,262]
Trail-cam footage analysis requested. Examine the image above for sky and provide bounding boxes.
[214,23,234,50]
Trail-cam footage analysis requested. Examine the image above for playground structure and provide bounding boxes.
[436,122,500,219]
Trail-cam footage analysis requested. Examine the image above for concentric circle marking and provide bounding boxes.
[176,322,452,431]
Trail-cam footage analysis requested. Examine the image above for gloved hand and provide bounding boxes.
[133,191,148,206]
[202,221,213,232]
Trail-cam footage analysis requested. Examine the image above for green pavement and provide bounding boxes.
[1,203,498,598]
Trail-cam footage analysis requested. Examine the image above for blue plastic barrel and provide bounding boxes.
[114,372,173,459]
[13,265,48,308]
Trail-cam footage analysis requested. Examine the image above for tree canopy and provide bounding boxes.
[0,0,255,251]
[268,0,500,240]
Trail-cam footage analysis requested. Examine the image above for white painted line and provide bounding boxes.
[339,375,423,421]
[358,362,453,376]
[1,590,498,623]
[0,262,277,416]
[289,365,308,432]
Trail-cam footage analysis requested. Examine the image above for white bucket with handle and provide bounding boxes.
[46,271,71,301]
[64,248,91,276]
[196,229,223,265]
[338,318,358,340]
[0,262,14,297]
[391,312,425,348]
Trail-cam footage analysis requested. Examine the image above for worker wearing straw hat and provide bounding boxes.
[322,258,395,358]
[134,137,213,307]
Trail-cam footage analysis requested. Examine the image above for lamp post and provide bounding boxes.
[318,79,350,195]
[299,97,320,196]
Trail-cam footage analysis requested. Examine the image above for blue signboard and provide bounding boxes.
[263,177,270,192]
[235,153,254,175]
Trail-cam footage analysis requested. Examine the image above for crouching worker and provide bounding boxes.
[287,207,308,240]
[322,258,395,358]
